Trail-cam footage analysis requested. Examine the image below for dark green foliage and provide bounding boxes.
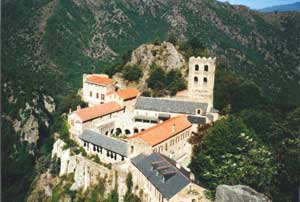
[191,73,300,201]
[147,65,186,96]
[190,117,279,198]
[165,69,186,95]
[147,65,166,91]
[167,32,178,45]
[214,67,268,114]
[50,155,61,176]
[124,173,141,202]
[57,93,87,114]
[122,65,143,82]
[1,119,35,202]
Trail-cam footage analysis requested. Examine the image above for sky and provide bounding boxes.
[217,0,300,9]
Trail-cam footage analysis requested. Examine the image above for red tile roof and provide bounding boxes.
[176,89,188,96]
[86,75,113,86]
[116,88,140,100]
[75,102,124,122]
[129,116,191,146]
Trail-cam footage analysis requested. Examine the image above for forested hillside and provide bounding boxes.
[2,0,300,202]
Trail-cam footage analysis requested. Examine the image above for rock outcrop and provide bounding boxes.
[43,95,55,113]
[215,185,271,202]
[125,42,186,90]
[21,114,39,145]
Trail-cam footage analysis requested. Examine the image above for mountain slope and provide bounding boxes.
[2,1,300,201]
[260,2,300,12]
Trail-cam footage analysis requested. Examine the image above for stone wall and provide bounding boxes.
[52,139,130,201]
[188,56,216,110]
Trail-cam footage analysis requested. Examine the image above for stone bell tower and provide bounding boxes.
[188,56,216,110]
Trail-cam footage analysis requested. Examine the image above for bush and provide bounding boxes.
[122,65,143,82]
[147,65,166,91]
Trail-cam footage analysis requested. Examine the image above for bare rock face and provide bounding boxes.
[127,41,185,71]
[215,185,271,202]
[43,95,55,113]
[126,41,186,89]
[51,139,66,159]
[21,114,39,145]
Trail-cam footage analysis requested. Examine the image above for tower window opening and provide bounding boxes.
[203,77,208,83]
[204,65,209,72]
[195,64,199,71]
[194,77,198,84]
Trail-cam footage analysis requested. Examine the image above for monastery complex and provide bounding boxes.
[67,56,219,202]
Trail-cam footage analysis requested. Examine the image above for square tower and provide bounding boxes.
[188,56,216,110]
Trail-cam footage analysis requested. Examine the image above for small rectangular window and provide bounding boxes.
[96,93,99,99]
[203,77,208,83]
[90,91,92,97]
[204,65,209,71]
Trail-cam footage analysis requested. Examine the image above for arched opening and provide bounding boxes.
[125,129,131,135]
[195,64,199,71]
[110,129,114,134]
[105,131,109,136]
[204,65,209,72]
[116,128,122,136]
[133,128,139,134]
[194,77,198,84]
[203,77,208,83]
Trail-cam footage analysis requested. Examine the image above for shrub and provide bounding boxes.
[122,65,143,82]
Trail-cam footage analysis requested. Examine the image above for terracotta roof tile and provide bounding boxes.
[86,75,113,86]
[75,102,124,122]
[130,116,191,146]
[176,89,188,96]
[116,88,140,100]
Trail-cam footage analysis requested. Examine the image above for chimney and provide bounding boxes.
[176,162,181,169]
[172,124,176,133]
[190,173,195,181]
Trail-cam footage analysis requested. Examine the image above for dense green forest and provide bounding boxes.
[190,67,300,201]
[2,0,300,201]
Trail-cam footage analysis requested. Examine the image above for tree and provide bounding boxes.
[167,33,177,45]
[124,173,141,202]
[122,65,143,82]
[190,117,279,198]
[147,65,166,91]
[165,69,186,95]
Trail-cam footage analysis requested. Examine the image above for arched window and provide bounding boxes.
[195,64,199,71]
[125,129,131,135]
[116,128,122,136]
[133,128,139,133]
[203,77,208,83]
[204,65,209,72]
[197,109,202,115]
[194,77,198,84]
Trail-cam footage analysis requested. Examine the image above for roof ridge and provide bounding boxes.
[130,115,186,139]
[85,129,128,144]
[158,153,192,183]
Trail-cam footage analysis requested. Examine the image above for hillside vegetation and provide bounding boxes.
[2,0,300,202]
